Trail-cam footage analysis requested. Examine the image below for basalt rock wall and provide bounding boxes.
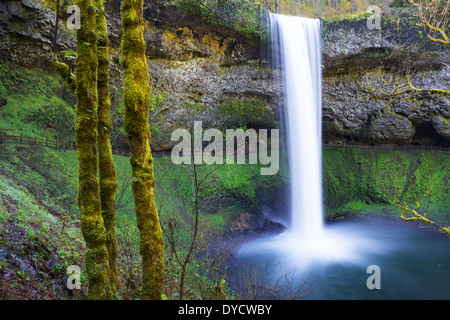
[1,1,448,146]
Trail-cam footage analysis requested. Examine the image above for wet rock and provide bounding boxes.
[366,111,416,143]
[320,14,449,145]
[230,212,255,234]
[432,115,450,140]
[322,67,450,145]
[1,0,448,145]
[229,212,286,235]
[0,0,75,68]
[0,248,37,278]
[0,249,8,261]
[259,218,286,234]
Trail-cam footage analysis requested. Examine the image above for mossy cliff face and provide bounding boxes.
[322,148,449,226]
[0,0,76,68]
[321,14,450,146]
[1,1,449,146]
[111,6,450,146]
[1,0,279,145]
[108,3,280,141]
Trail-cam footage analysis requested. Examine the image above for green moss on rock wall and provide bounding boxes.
[323,148,450,226]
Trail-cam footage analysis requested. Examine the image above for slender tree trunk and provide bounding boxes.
[53,0,60,53]
[52,0,76,94]
[95,0,118,299]
[179,163,200,300]
[120,0,165,300]
[75,0,111,300]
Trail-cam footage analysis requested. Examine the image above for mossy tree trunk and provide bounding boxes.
[75,0,111,300]
[120,0,165,300]
[95,0,118,299]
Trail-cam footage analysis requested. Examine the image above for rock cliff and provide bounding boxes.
[321,15,449,146]
[0,0,448,146]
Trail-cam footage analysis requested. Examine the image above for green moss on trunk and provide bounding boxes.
[120,0,165,300]
[52,54,76,92]
[75,0,110,300]
[95,0,118,299]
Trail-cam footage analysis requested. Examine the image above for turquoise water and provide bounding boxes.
[257,12,450,301]
[236,220,450,300]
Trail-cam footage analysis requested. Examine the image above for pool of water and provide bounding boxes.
[236,220,450,300]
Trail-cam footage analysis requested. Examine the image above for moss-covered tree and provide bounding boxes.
[74,0,111,299]
[95,0,119,298]
[53,0,118,298]
[120,0,165,300]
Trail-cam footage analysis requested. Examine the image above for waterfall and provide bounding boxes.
[236,13,420,297]
[238,11,381,271]
[267,13,323,240]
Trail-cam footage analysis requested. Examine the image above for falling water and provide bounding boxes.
[267,12,324,240]
[240,12,382,266]
[236,12,450,299]
[278,15,323,239]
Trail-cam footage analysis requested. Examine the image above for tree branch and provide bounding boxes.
[361,75,450,103]
[52,54,76,92]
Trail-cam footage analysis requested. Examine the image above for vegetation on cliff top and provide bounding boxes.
[174,0,265,44]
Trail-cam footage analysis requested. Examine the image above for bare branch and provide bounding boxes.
[410,0,449,45]
[361,75,450,103]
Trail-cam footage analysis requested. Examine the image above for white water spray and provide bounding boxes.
[266,12,324,241]
[277,15,323,240]
[239,13,386,268]
[236,13,447,300]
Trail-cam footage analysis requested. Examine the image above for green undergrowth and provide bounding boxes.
[0,144,287,299]
[1,143,448,298]
[0,145,82,298]
[0,59,76,142]
[153,153,288,228]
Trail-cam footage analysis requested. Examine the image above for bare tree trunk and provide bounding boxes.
[179,163,200,300]
[53,0,60,53]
